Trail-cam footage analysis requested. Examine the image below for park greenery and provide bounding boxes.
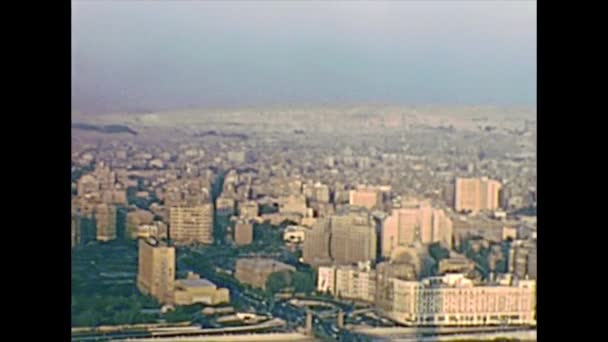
[265,269,315,295]
[457,238,511,279]
[71,240,161,327]
[72,197,311,327]
[428,242,450,262]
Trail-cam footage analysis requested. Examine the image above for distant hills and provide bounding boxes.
[72,123,137,135]
[71,105,536,135]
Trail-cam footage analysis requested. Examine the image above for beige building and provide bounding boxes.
[330,213,377,265]
[502,226,519,241]
[234,219,253,246]
[234,258,296,290]
[278,194,308,217]
[174,272,230,306]
[137,222,169,240]
[77,174,99,196]
[137,239,175,304]
[388,273,536,326]
[101,189,128,205]
[454,177,502,213]
[349,188,381,210]
[312,183,330,203]
[302,221,332,265]
[238,200,259,220]
[169,203,214,245]
[216,196,236,215]
[303,212,377,266]
[94,203,117,241]
[127,210,155,239]
[382,199,453,258]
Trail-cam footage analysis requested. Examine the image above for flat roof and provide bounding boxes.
[178,278,216,288]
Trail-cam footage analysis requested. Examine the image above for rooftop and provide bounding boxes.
[178,278,216,288]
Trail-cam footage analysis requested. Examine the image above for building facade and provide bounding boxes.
[94,203,117,241]
[388,273,536,326]
[238,201,259,220]
[349,188,381,210]
[382,200,453,258]
[302,212,377,266]
[137,239,176,304]
[454,177,502,213]
[174,272,230,306]
[317,264,377,302]
[330,213,377,265]
[234,219,253,246]
[169,204,214,245]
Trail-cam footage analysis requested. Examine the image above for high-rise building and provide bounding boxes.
[454,177,502,213]
[169,204,214,245]
[137,239,175,304]
[330,213,377,265]
[234,219,253,246]
[303,220,332,265]
[94,203,117,241]
[381,200,453,257]
[303,212,377,265]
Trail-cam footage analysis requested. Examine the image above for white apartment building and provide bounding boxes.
[388,273,535,326]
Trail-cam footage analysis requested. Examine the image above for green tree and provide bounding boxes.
[428,242,450,262]
[265,271,292,295]
[292,271,315,294]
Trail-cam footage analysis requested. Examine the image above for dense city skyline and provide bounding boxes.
[71,1,537,340]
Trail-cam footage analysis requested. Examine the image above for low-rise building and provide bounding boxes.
[388,273,536,326]
[174,272,230,306]
[137,221,169,240]
[330,263,377,302]
[238,200,259,220]
[235,258,296,290]
[438,253,476,275]
[283,225,308,244]
[234,219,253,246]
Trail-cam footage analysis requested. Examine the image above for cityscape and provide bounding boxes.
[71,1,536,341]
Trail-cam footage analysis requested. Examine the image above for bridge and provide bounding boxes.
[71,319,287,341]
[287,298,337,309]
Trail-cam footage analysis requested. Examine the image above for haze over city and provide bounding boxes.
[72,1,536,114]
[71,1,537,341]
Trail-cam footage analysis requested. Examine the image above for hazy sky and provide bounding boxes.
[72,1,536,114]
